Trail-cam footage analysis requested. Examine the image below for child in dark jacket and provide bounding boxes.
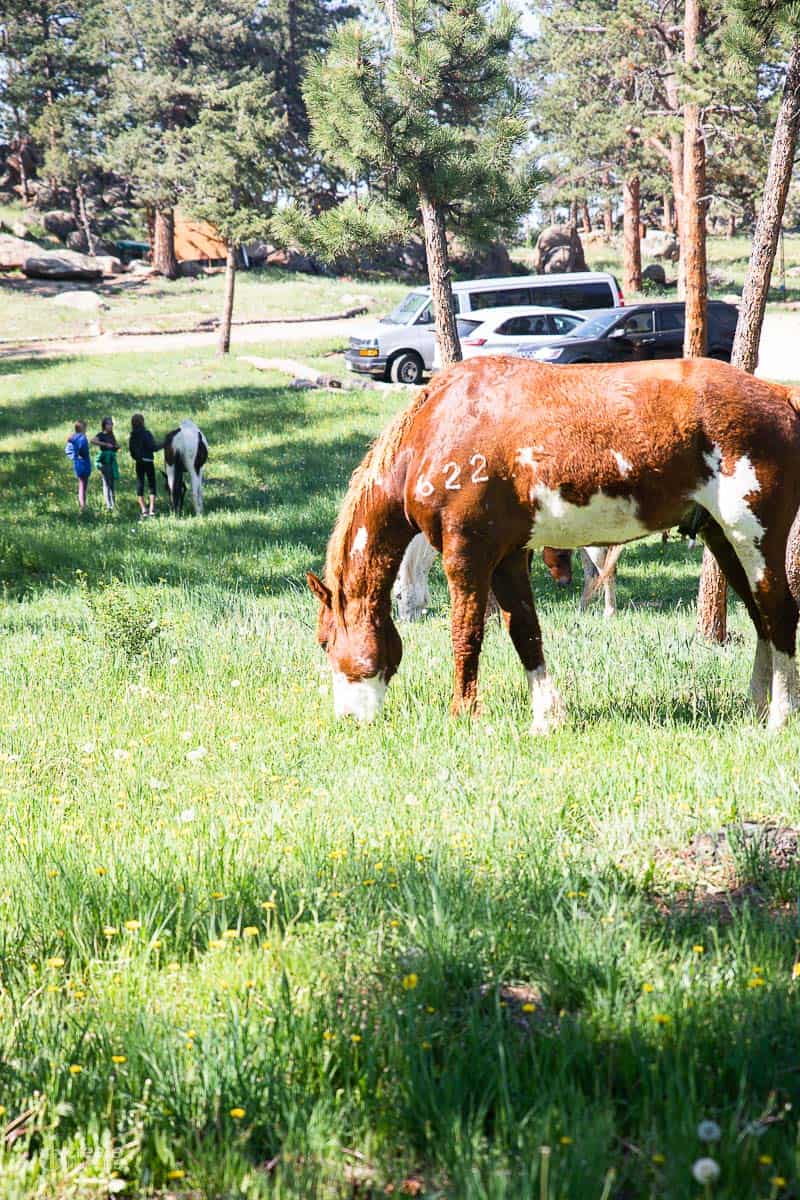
[65,421,92,512]
[91,416,119,511]
[129,413,161,518]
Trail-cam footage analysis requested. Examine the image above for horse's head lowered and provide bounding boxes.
[308,572,402,721]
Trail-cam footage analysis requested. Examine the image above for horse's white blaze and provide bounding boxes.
[527,667,566,735]
[351,526,368,555]
[527,485,646,549]
[394,533,437,621]
[611,450,632,476]
[749,638,772,713]
[331,670,387,721]
[691,447,765,587]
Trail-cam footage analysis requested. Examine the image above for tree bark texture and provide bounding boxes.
[153,207,178,280]
[218,244,237,355]
[581,201,591,233]
[419,195,461,367]
[603,196,613,239]
[730,38,800,374]
[670,132,686,296]
[76,183,96,256]
[622,174,642,295]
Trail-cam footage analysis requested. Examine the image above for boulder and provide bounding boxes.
[23,250,103,281]
[642,263,667,286]
[532,224,588,274]
[0,233,40,269]
[94,254,124,275]
[266,246,323,274]
[128,259,158,276]
[642,231,679,262]
[42,209,77,241]
[49,290,106,311]
[177,260,205,278]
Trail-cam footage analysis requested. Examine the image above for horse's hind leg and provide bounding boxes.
[754,526,799,730]
[492,549,565,734]
[700,518,771,714]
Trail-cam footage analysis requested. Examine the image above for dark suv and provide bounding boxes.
[519,300,738,366]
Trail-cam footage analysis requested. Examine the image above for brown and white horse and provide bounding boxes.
[308,357,800,732]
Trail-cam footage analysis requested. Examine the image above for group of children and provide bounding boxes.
[65,413,160,518]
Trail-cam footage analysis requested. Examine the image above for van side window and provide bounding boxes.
[414,303,434,325]
[469,287,532,310]
[554,282,615,310]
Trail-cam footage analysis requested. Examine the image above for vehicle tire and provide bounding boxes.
[389,351,425,385]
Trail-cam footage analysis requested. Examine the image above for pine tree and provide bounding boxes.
[182,79,282,353]
[697,0,800,643]
[277,0,536,367]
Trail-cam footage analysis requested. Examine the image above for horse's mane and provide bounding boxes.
[324,384,432,610]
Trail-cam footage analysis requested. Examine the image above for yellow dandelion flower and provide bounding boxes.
[68,1064,82,1075]
[103,926,117,937]
[261,900,277,910]
[46,957,65,969]
[351,1034,362,1043]
[652,1153,665,1165]
[124,920,141,932]
[230,1107,245,1119]
[167,962,180,972]
[151,939,162,949]
[96,867,107,876]
[559,1136,573,1146]
[0,1106,6,1117]
[771,1177,787,1189]
[421,1040,432,1050]
[243,926,259,937]
[792,964,800,979]
[402,973,418,991]
[211,892,226,900]
[748,977,766,989]
[208,939,224,949]
[166,1169,186,1180]
[111,1055,126,1064]
[653,1013,671,1025]
[522,1003,537,1013]
[47,869,58,879]
[759,1155,773,1166]
[693,945,704,954]
[389,919,400,928]
[223,929,239,940]
[323,1031,334,1041]
[752,966,764,975]
[642,983,654,993]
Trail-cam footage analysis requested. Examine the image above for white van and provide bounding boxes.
[345,271,623,384]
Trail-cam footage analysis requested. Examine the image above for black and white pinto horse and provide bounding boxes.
[163,421,209,515]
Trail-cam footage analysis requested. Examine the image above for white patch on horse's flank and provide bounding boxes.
[517,447,538,470]
[691,446,765,587]
[527,484,646,549]
[611,450,632,476]
[749,638,772,715]
[526,667,566,735]
[351,526,368,555]
[768,650,798,731]
[331,670,387,721]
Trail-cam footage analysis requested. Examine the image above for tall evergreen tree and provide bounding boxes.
[183,79,282,353]
[278,0,536,367]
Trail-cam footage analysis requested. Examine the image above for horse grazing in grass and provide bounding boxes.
[308,357,800,732]
[163,420,208,515]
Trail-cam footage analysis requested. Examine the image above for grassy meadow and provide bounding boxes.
[2,348,800,1198]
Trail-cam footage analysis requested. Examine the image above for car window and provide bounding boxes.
[656,307,685,332]
[497,315,551,336]
[619,311,655,335]
[385,291,427,325]
[531,282,614,310]
[550,314,583,335]
[469,287,533,310]
[456,318,482,336]
[414,302,434,325]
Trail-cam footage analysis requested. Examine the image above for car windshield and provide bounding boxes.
[566,310,621,339]
[383,291,428,326]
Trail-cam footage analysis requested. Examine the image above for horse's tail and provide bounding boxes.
[582,543,625,604]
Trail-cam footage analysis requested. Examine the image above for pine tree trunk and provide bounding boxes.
[604,196,613,239]
[76,183,96,256]
[730,38,800,374]
[727,214,736,238]
[153,207,178,280]
[581,201,591,233]
[218,244,237,356]
[419,195,461,367]
[663,192,674,233]
[569,199,578,227]
[671,132,686,296]
[622,174,642,295]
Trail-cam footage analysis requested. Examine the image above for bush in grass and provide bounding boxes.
[83,577,164,659]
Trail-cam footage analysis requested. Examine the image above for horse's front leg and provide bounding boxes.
[442,537,491,715]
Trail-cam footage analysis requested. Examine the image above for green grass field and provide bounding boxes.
[2,348,800,1198]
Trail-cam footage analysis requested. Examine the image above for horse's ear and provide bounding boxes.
[307,572,332,608]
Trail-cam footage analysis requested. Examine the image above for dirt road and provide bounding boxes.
[2,309,798,381]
